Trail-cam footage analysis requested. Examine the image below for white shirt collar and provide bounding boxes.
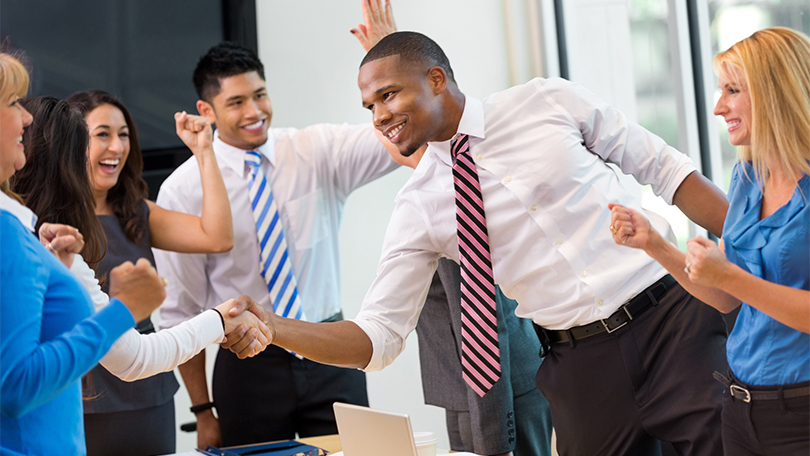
[0,191,37,232]
[429,95,486,167]
[212,129,277,179]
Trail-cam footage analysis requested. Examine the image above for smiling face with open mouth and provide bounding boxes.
[714,64,753,147]
[203,71,272,151]
[85,103,130,200]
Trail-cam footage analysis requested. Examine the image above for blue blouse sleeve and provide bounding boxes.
[0,212,134,418]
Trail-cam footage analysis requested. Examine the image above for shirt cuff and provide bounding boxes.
[350,317,401,372]
[659,159,697,205]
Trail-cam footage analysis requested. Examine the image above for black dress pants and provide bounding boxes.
[721,378,810,455]
[213,345,369,447]
[534,283,728,456]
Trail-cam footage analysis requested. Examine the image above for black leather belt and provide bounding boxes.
[537,274,677,346]
[714,371,810,403]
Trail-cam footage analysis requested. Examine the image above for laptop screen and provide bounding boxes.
[333,403,418,456]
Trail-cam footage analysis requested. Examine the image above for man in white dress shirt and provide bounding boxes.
[153,43,399,448]
[227,32,731,455]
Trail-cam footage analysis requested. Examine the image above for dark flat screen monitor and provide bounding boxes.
[1,0,256,198]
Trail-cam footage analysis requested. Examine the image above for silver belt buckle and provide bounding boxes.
[602,319,627,334]
[730,384,752,403]
[602,305,633,334]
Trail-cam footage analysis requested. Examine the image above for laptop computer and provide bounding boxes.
[333,402,418,456]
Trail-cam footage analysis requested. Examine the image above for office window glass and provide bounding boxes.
[627,0,691,248]
[707,1,810,190]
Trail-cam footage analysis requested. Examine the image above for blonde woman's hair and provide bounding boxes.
[0,52,30,200]
[0,52,29,104]
[713,27,810,182]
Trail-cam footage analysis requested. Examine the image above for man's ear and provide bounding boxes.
[196,99,217,125]
[427,66,448,95]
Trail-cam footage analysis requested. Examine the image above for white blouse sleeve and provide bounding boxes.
[70,255,224,381]
[69,255,109,311]
[99,311,224,381]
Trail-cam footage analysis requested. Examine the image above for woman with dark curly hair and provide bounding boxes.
[66,90,235,455]
[68,90,234,254]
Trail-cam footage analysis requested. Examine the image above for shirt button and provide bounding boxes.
[597,299,604,306]
[476,154,483,161]
[503,176,512,183]
[581,270,587,277]
[530,205,537,212]
[555,238,563,245]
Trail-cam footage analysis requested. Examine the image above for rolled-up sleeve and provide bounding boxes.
[350,193,440,371]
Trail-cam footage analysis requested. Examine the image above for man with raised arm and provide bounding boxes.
[227,28,731,456]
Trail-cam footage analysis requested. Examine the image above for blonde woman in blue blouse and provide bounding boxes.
[609,27,809,455]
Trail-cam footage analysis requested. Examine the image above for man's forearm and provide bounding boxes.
[271,318,373,369]
[672,171,728,237]
[179,350,221,447]
[178,351,211,405]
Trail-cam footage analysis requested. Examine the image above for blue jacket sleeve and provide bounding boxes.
[1,213,135,418]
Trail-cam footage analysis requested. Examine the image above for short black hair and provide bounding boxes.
[193,42,265,102]
[361,31,455,83]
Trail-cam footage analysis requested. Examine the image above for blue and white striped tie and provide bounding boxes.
[245,150,306,321]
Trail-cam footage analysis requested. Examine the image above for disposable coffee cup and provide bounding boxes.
[413,431,437,456]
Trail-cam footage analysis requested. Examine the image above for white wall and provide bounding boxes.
[174,1,514,452]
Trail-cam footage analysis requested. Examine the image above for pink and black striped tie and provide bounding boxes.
[452,133,500,397]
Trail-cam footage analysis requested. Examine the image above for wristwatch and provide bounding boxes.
[190,402,215,414]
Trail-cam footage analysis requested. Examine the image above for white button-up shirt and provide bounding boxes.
[155,124,398,327]
[353,77,695,371]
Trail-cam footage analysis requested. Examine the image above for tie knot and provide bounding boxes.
[451,134,470,162]
[244,150,262,174]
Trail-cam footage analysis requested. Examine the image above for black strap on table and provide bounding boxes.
[535,274,676,354]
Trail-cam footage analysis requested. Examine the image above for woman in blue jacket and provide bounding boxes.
[609,27,809,455]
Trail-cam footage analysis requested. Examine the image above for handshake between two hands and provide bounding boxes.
[110,268,275,359]
[214,296,275,359]
[40,222,274,359]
